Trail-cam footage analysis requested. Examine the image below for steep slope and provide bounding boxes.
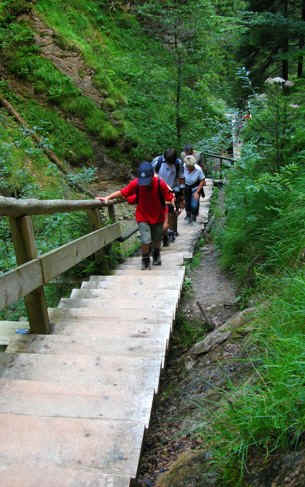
[1,0,231,182]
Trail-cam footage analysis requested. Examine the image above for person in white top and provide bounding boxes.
[181,144,201,165]
[183,155,205,224]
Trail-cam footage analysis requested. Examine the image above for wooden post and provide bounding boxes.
[87,208,102,229]
[104,204,117,271]
[107,204,116,223]
[9,216,50,334]
[87,208,104,264]
[202,153,207,176]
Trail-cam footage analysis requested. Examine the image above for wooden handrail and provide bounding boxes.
[201,151,235,163]
[0,196,109,217]
[0,197,131,334]
[0,222,121,311]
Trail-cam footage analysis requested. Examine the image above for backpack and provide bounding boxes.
[135,176,165,207]
[154,156,180,181]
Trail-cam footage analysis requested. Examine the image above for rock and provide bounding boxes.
[184,356,196,370]
[155,450,218,487]
[190,307,257,356]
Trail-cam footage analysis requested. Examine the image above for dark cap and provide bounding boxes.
[137,161,154,186]
[184,144,193,154]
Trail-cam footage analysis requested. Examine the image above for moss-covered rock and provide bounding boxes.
[156,450,218,487]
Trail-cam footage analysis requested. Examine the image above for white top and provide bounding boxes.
[152,156,184,192]
[184,164,205,192]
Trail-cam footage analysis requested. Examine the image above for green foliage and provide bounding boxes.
[67,167,97,186]
[237,0,305,84]
[0,84,94,166]
[35,0,236,158]
[216,79,305,287]
[173,311,205,349]
[0,0,33,22]
[10,55,79,101]
[203,271,305,482]
[0,108,65,198]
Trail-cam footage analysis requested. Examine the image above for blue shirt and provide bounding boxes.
[152,156,184,191]
[184,164,205,192]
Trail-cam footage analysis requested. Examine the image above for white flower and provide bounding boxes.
[289,104,299,109]
[265,77,285,85]
[255,93,267,100]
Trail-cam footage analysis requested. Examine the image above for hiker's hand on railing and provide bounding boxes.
[96,196,110,205]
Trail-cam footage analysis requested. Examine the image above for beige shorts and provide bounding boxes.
[138,222,163,245]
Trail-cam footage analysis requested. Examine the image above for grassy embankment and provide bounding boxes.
[198,78,305,484]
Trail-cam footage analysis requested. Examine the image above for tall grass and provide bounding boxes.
[208,81,305,483]
[216,145,305,286]
[203,271,305,483]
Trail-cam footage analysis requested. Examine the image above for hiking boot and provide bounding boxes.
[168,230,175,243]
[141,255,151,270]
[163,234,169,247]
[152,248,162,266]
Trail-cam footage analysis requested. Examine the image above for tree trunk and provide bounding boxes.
[176,48,182,146]
[282,0,289,80]
[297,0,305,77]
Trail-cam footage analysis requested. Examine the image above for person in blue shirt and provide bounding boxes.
[152,148,184,245]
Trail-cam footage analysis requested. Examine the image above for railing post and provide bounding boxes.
[87,208,104,264]
[107,204,116,223]
[9,216,50,334]
[104,204,117,271]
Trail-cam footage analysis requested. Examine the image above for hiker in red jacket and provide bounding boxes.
[96,161,174,270]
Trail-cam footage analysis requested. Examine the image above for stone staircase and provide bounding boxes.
[0,181,212,487]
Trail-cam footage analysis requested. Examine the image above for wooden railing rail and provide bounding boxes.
[0,197,136,334]
[201,151,235,164]
[0,196,113,217]
[201,151,235,180]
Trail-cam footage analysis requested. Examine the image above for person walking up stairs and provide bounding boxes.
[96,162,173,270]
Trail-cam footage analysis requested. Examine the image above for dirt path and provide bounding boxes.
[136,242,238,487]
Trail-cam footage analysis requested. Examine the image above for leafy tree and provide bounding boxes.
[238,0,305,84]
[135,0,238,146]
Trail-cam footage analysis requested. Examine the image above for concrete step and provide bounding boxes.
[0,378,155,425]
[0,353,161,393]
[0,463,131,487]
[0,413,144,476]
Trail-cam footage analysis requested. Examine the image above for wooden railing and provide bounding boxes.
[201,152,235,179]
[0,197,136,334]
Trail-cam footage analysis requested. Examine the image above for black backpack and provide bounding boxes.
[154,156,180,181]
